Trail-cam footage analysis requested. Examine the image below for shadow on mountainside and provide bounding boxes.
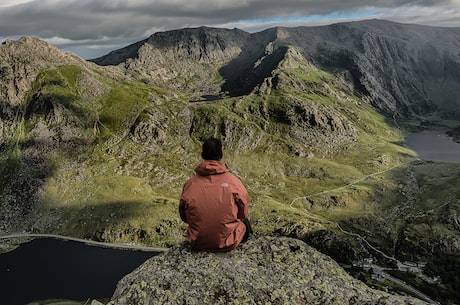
[218,45,288,97]
[0,95,93,235]
[53,199,186,247]
[0,143,54,234]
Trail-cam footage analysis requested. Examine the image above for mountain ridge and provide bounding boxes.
[91,19,460,117]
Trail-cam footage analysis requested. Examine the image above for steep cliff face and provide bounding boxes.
[278,20,460,117]
[109,236,428,305]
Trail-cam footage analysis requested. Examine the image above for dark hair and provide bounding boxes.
[201,138,223,160]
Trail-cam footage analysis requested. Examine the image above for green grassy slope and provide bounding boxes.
[1,58,458,267]
[4,62,410,246]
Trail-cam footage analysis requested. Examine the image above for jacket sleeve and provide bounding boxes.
[179,198,188,223]
[179,182,190,223]
[234,178,249,220]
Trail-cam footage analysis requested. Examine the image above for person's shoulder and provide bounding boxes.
[183,174,201,186]
[186,174,203,182]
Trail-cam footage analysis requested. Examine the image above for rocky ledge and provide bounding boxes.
[109,236,427,305]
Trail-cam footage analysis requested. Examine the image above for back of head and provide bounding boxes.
[201,138,223,161]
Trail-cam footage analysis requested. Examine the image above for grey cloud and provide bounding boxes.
[0,0,455,37]
[0,0,458,58]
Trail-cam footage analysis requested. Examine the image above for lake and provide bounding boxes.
[404,130,460,163]
[0,238,160,305]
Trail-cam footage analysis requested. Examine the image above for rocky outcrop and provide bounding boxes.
[109,236,427,305]
[0,37,115,146]
[442,202,460,231]
[0,37,87,111]
[92,27,272,99]
[285,97,357,156]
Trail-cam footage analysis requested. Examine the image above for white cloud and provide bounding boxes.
[0,0,34,7]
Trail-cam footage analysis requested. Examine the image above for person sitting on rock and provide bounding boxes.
[179,137,252,251]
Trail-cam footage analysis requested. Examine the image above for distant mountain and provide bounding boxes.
[91,19,460,118]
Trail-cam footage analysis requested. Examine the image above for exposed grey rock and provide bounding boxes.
[285,97,357,156]
[442,202,460,231]
[109,236,427,305]
[0,37,87,110]
[92,27,268,99]
[283,20,460,118]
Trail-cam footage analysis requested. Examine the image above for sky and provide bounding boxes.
[0,0,459,59]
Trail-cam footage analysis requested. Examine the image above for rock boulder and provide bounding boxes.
[109,236,427,305]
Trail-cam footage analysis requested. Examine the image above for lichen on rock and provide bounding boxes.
[109,236,427,305]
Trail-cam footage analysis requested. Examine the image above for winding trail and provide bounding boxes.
[286,161,411,263]
[335,224,398,262]
[289,161,410,207]
[0,233,168,252]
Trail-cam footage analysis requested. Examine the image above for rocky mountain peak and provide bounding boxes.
[275,27,291,40]
[144,26,249,63]
[289,21,460,117]
[0,36,89,109]
[92,26,253,67]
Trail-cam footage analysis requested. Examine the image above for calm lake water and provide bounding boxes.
[0,238,159,305]
[404,130,460,163]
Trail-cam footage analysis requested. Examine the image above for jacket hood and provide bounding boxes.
[195,160,227,176]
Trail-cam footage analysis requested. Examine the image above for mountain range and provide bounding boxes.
[1,19,460,303]
[92,19,460,117]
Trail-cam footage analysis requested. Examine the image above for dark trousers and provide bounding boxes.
[243,218,253,242]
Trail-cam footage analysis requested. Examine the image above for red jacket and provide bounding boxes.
[179,160,249,251]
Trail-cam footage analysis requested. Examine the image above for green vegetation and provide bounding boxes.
[97,82,151,137]
[0,63,419,243]
[32,66,82,96]
[424,255,460,304]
